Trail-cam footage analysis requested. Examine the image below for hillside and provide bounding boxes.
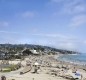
[0,44,78,54]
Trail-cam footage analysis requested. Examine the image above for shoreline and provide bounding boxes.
[56,53,86,66]
[54,54,86,69]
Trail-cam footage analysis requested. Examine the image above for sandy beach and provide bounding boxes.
[0,54,86,80]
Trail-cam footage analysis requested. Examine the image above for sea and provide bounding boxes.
[57,53,86,65]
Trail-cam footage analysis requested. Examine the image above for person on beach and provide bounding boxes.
[1,76,6,80]
[72,67,77,73]
[34,65,38,73]
[72,69,83,80]
[33,62,40,73]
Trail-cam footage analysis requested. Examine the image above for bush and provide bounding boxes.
[2,68,11,72]
[9,64,17,71]
[9,64,21,71]
[12,79,15,80]
[1,64,21,72]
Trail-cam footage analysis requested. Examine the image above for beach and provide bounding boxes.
[0,54,86,80]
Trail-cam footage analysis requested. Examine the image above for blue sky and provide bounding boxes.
[0,0,86,52]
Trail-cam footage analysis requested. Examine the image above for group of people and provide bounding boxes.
[65,66,83,80]
[72,67,83,80]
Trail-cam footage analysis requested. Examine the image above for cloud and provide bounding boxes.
[31,33,77,49]
[69,14,86,27]
[0,31,73,41]
[31,33,80,44]
[0,21,9,27]
[0,31,19,34]
[22,11,35,18]
[32,33,76,41]
[51,0,86,28]
[58,42,76,50]
[32,28,38,33]
[31,33,86,51]
[84,41,86,44]
[52,0,86,15]
[0,31,84,51]
[72,5,85,14]
[63,4,85,15]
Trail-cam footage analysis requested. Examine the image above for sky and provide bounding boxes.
[0,0,86,52]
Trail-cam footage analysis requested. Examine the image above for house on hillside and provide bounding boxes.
[30,49,39,55]
[0,51,10,60]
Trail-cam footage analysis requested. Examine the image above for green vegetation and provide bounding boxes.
[9,64,17,71]
[2,68,11,72]
[1,64,21,72]
[0,44,78,60]
[11,79,15,80]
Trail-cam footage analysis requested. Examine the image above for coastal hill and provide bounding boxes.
[0,44,78,55]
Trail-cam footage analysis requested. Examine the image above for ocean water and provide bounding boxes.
[57,53,86,65]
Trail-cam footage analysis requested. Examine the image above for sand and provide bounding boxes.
[0,54,86,80]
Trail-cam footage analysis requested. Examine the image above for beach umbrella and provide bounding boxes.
[34,62,39,65]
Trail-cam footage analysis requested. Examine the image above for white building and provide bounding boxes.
[30,49,39,55]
